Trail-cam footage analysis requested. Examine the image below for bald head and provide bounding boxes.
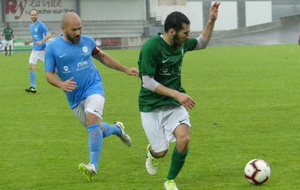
[61,12,82,44]
[61,12,81,27]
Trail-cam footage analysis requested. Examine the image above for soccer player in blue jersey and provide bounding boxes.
[45,12,139,181]
[138,2,220,190]
[24,9,51,93]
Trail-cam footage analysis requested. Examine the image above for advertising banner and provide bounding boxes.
[5,0,76,22]
[0,38,33,51]
[13,39,33,50]
[0,41,4,50]
[95,38,122,50]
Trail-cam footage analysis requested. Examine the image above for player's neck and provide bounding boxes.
[162,33,173,46]
[61,35,71,43]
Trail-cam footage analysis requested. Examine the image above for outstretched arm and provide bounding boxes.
[93,48,139,77]
[201,2,221,41]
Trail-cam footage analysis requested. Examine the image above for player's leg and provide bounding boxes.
[101,121,132,147]
[81,94,131,145]
[164,105,191,190]
[8,40,12,56]
[74,95,103,180]
[25,50,38,93]
[141,109,169,175]
[8,45,11,56]
[78,121,102,182]
[4,40,7,56]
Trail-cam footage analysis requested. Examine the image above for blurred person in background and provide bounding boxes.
[24,9,51,93]
[1,23,14,56]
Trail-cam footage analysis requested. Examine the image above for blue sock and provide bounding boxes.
[87,124,103,171]
[30,71,36,88]
[102,122,121,138]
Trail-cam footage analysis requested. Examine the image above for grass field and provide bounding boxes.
[0,44,300,190]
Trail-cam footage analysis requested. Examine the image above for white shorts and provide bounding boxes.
[140,104,191,153]
[72,94,105,127]
[29,49,45,64]
[3,39,13,47]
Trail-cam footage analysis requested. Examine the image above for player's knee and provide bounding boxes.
[154,150,168,158]
[86,112,100,126]
[29,64,35,71]
[177,133,190,144]
[176,136,190,151]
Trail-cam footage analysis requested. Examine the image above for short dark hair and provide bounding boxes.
[164,11,190,32]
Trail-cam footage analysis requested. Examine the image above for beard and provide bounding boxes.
[31,17,37,23]
[172,33,183,47]
[66,32,80,44]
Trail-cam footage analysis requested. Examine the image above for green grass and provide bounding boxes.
[0,44,300,189]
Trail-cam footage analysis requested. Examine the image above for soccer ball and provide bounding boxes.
[244,159,271,185]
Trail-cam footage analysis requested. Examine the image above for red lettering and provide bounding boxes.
[6,0,17,14]
[43,0,62,7]
[6,0,27,20]
[28,0,41,7]
[101,38,121,46]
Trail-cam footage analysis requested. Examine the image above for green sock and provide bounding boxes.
[166,147,188,180]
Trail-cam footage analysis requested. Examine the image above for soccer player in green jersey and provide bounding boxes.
[138,2,221,190]
[1,23,14,56]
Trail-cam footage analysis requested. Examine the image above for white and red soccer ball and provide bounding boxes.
[244,159,271,185]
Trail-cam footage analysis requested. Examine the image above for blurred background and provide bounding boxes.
[1,0,300,49]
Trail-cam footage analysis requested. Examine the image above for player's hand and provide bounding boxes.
[210,1,221,21]
[24,41,29,45]
[61,77,77,92]
[175,93,195,110]
[35,41,42,45]
[125,68,140,77]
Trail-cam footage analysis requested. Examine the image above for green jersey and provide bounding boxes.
[138,33,198,112]
[3,28,13,41]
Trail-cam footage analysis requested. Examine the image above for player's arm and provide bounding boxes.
[46,71,77,92]
[36,32,51,45]
[143,76,195,109]
[41,32,51,43]
[24,38,33,45]
[92,47,139,77]
[194,2,220,50]
[298,33,300,45]
[200,2,220,41]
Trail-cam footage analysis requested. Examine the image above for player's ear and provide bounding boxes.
[61,25,65,32]
[169,28,176,37]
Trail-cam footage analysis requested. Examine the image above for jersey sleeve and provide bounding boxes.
[45,43,56,72]
[138,40,160,77]
[40,22,50,33]
[184,38,198,52]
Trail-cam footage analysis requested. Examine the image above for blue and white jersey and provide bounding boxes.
[29,21,49,50]
[45,35,105,109]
